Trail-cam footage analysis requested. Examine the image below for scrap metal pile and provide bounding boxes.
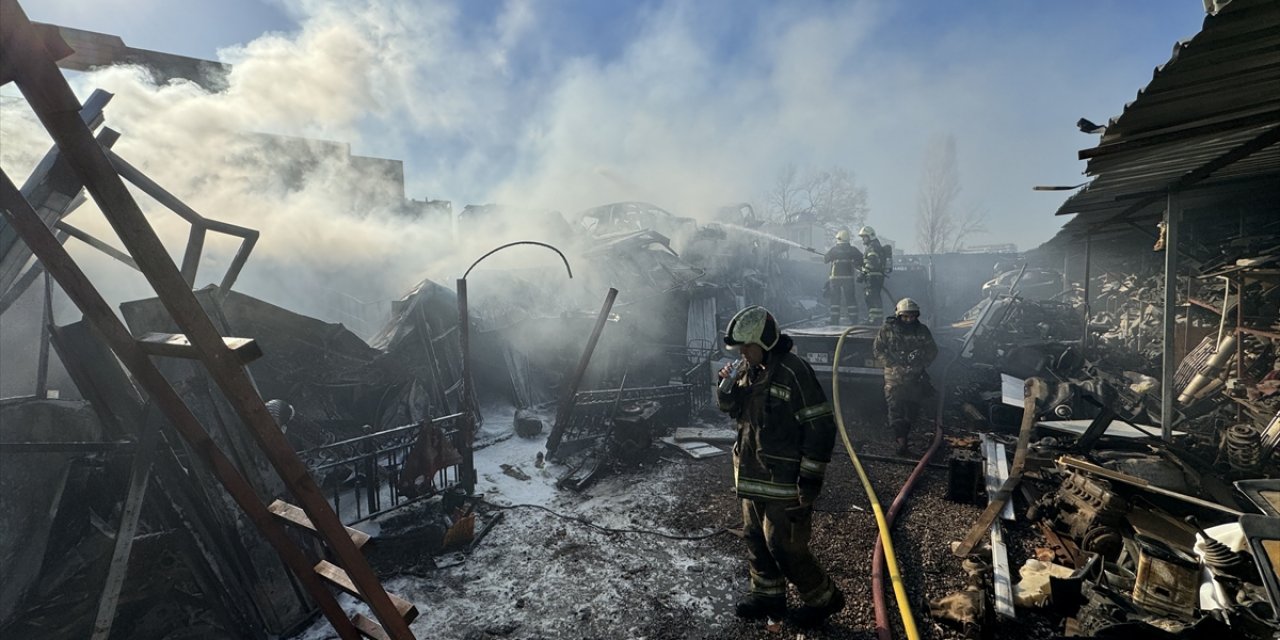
[935,248,1280,639]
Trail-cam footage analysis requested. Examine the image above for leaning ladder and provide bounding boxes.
[0,3,417,638]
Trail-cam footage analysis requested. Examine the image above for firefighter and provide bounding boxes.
[858,226,888,323]
[717,305,845,627]
[873,298,938,456]
[823,229,863,325]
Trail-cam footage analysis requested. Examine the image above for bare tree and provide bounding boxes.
[802,166,869,231]
[915,134,986,254]
[765,163,868,228]
[765,164,805,223]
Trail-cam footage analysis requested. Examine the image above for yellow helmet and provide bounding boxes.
[858,226,876,239]
[895,298,920,315]
[835,230,851,243]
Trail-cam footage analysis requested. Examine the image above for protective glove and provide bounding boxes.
[797,476,823,507]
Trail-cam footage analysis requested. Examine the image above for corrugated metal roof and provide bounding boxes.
[1051,0,1280,239]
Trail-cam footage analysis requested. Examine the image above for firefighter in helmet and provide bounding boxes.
[858,226,888,323]
[873,298,938,455]
[717,305,845,627]
[823,229,863,325]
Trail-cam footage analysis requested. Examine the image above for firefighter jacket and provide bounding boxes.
[873,317,938,386]
[824,242,862,280]
[862,238,887,277]
[717,339,837,503]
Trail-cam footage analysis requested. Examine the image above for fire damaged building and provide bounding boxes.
[2,1,1280,640]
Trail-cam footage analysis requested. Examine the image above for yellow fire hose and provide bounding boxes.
[832,327,921,640]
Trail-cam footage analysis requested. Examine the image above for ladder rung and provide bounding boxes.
[268,500,371,548]
[352,613,391,640]
[314,560,419,622]
[136,332,263,363]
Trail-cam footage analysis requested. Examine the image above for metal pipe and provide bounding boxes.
[1161,194,1180,440]
[1082,231,1092,353]
[1216,276,1231,346]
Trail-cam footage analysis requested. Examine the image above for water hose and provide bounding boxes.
[866,324,963,640]
[832,327,921,640]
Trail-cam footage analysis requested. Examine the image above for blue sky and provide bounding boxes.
[24,0,1209,253]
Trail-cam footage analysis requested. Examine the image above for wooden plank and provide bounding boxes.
[315,560,419,622]
[269,500,370,548]
[136,331,262,363]
[352,614,391,640]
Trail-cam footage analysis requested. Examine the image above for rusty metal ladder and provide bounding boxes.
[0,3,417,638]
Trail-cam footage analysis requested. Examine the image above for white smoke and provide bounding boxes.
[0,0,1204,325]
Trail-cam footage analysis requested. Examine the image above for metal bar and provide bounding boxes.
[547,287,619,457]
[35,270,52,396]
[90,410,162,640]
[456,277,476,489]
[106,146,259,292]
[1,12,410,634]
[1161,195,1180,441]
[54,220,139,270]
[300,415,463,456]
[983,437,1015,619]
[0,440,134,453]
[0,167,360,640]
[180,226,205,286]
[1058,456,1243,516]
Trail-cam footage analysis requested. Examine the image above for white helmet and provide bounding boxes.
[723,305,780,351]
[858,226,876,239]
[835,229,851,243]
[895,298,920,315]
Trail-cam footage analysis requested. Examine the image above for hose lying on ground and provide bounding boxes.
[832,327,921,640]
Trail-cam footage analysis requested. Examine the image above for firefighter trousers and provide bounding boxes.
[828,278,857,325]
[742,498,837,607]
[863,274,885,323]
[885,379,934,440]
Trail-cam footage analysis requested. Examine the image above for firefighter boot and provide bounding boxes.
[792,587,845,628]
[734,594,786,620]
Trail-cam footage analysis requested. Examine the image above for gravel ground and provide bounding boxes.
[293,395,1066,639]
